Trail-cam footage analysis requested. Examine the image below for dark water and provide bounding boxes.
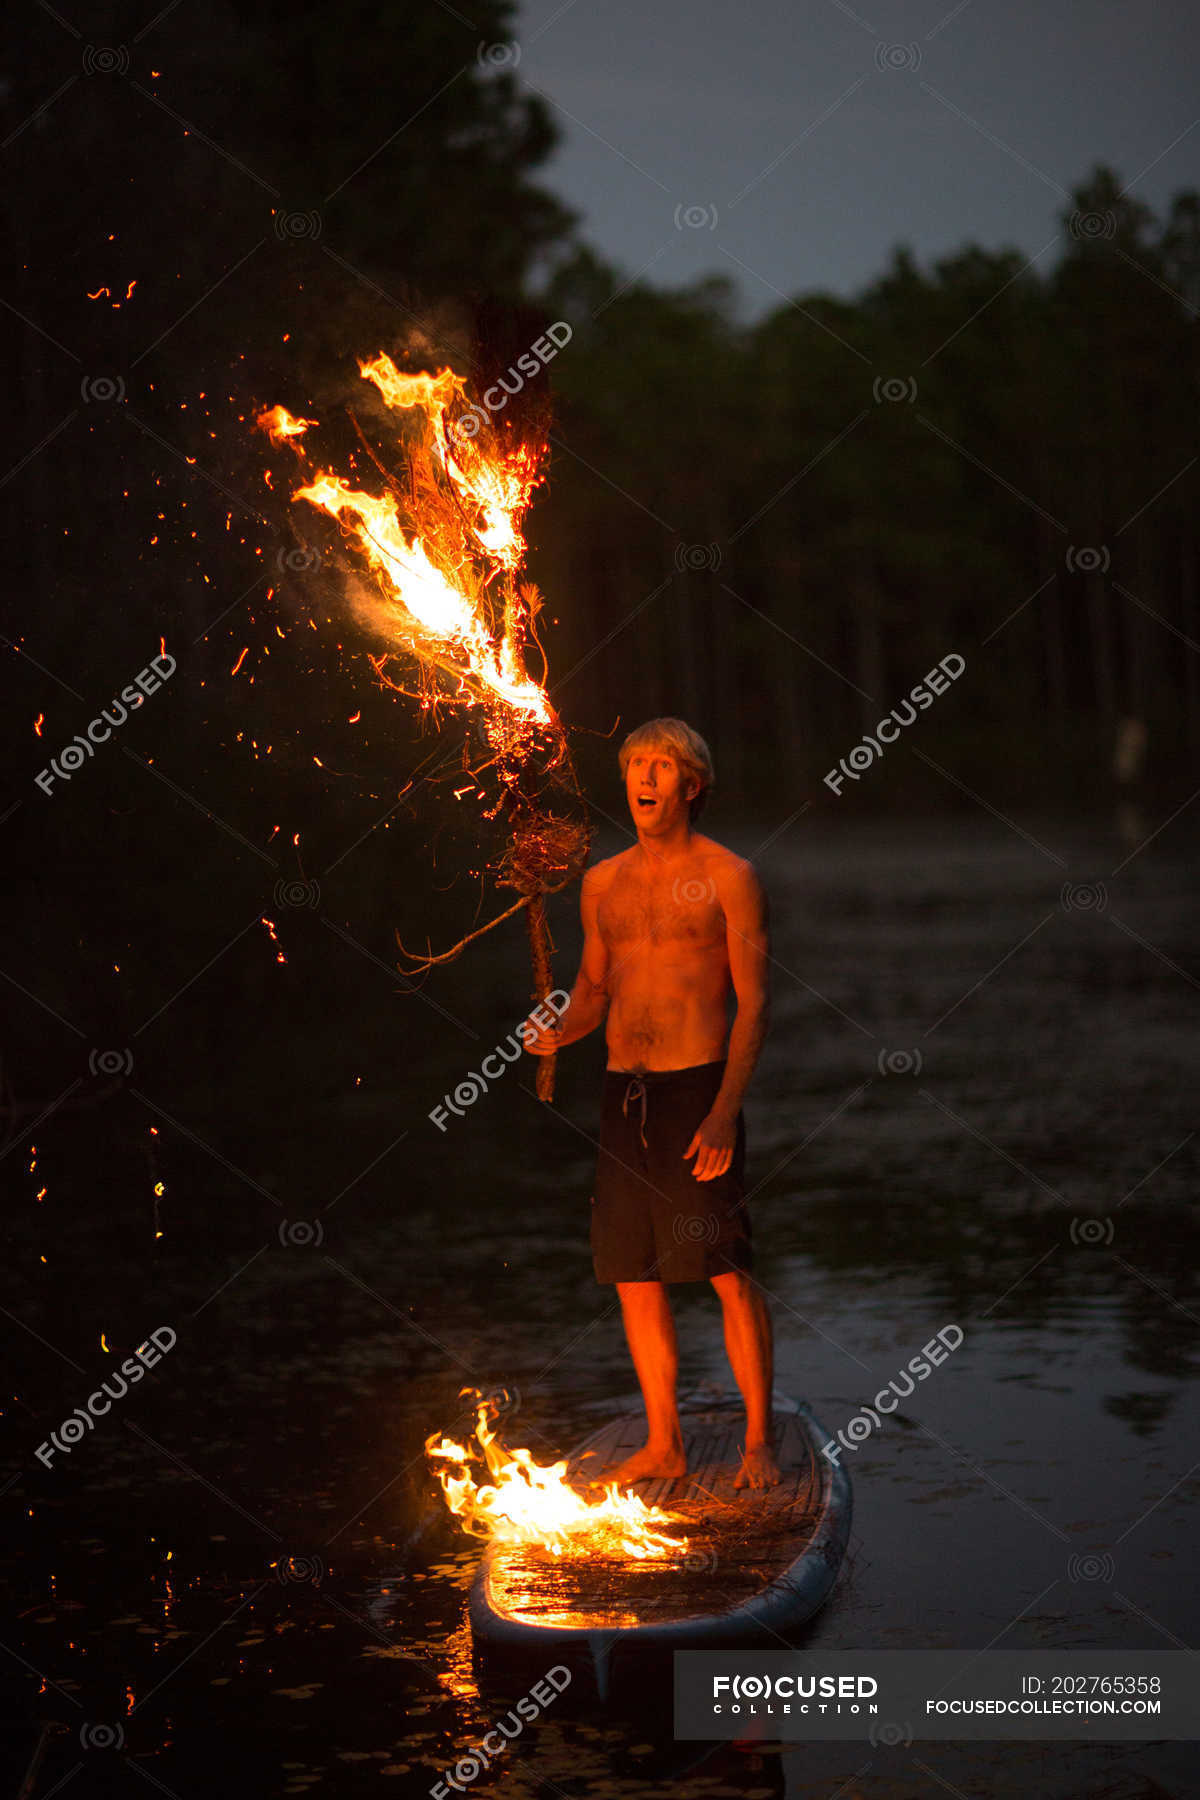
[4,814,1198,1799]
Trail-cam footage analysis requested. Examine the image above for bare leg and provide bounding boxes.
[711,1271,781,1488]
[592,1280,687,1486]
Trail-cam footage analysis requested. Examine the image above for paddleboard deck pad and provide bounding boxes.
[468,1393,851,1693]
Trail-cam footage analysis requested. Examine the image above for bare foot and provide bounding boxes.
[589,1443,687,1488]
[734,1441,782,1489]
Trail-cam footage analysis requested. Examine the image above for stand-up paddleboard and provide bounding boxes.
[468,1391,852,1698]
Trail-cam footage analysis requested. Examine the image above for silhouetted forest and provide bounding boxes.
[542,176,1200,802]
[3,2,1198,1105]
[7,2,1199,798]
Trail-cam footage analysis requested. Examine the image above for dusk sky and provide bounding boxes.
[514,0,1200,316]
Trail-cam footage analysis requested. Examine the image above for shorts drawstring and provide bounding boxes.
[622,1075,648,1148]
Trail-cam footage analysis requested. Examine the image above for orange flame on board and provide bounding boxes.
[426,1393,689,1560]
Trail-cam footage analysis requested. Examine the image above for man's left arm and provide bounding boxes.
[685,859,770,1182]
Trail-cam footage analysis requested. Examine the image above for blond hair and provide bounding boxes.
[618,717,714,821]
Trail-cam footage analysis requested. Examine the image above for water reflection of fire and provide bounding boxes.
[427,1392,689,1561]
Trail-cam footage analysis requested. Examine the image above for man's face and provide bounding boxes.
[624,746,697,833]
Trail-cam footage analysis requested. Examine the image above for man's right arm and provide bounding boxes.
[525,864,610,1055]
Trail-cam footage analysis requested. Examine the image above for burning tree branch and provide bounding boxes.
[254,354,589,1101]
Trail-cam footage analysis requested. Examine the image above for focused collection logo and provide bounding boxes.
[36,651,176,796]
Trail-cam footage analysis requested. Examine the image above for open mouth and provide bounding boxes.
[636,794,658,810]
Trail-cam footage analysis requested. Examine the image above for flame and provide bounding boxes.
[358,354,538,569]
[293,472,549,720]
[426,1394,689,1561]
[258,353,555,743]
[359,358,466,417]
[256,404,316,448]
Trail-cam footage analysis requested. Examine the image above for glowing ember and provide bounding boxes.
[256,404,317,448]
[427,1393,689,1561]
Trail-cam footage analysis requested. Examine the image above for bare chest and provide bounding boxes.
[599,873,724,949]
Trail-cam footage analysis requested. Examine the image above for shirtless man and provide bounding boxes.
[527,718,781,1489]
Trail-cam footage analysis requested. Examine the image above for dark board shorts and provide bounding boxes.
[591,1060,754,1285]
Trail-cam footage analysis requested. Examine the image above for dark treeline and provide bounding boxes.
[4,3,1198,817]
[3,3,1199,1108]
[537,175,1200,803]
